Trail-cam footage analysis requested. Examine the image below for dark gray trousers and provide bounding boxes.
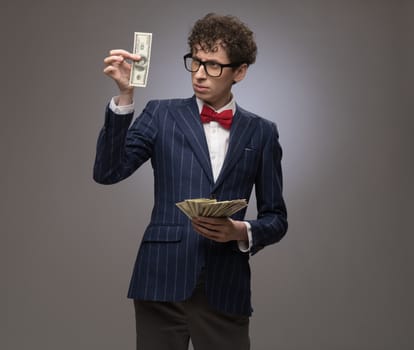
[133,277,250,350]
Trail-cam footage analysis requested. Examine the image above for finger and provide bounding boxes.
[104,55,126,65]
[193,217,219,226]
[109,49,141,61]
[202,231,225,242]
[195,228,221,241]
[193,224,226,242]
[196,220,226,232]
[195,216,229,225]
[193,221,220,232]
[109,49,132,56]
[192,222,214,235]
[103,65,116,75]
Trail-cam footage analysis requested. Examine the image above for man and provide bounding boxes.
[94,13,288,350]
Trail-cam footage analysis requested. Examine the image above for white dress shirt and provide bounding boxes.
[109,96,253,252]
[196,97,233,182]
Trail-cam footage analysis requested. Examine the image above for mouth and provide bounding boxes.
[193,84,209,93]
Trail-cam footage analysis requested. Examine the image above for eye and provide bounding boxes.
[207,62,220,69]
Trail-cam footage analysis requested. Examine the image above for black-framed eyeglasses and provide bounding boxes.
[183,53,242,77]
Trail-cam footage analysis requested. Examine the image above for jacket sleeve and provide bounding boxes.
[93,101,158,185]
[248,122,288,255]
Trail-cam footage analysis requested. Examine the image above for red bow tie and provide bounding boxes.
[200,105,233,129]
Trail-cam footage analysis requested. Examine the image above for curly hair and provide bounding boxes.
[188,13,257,66]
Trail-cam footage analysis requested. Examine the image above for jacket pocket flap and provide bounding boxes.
[142,225,183,242]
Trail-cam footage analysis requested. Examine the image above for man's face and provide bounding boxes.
[191,43,246,110]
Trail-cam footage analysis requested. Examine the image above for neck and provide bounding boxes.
[196,95,236,116]
[203,93,233,111]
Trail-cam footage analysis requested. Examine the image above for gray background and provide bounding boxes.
[3,0,413,349]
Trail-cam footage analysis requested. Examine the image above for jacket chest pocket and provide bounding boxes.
[234,147,260,180]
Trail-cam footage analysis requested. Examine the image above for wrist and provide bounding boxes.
[233,220,248,241]
[117,90,134,106]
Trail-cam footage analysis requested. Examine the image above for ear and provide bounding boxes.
[233,63,248,83]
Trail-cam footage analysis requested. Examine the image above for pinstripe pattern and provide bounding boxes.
[93,96,287,316]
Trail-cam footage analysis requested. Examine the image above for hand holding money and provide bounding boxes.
[103,49,141,104]
[178,198,249,243]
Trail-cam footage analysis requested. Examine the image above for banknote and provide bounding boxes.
[129,32,152,87]
[176,198,248,219]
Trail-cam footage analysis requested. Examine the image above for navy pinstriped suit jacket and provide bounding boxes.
[93,96,287,316]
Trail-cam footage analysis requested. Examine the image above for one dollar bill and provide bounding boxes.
[129,32,152,87]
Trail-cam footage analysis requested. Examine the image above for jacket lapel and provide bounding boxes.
[212,106,257,191]
[172,97,215,184]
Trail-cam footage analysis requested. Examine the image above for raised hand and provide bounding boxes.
[103,49,141,104]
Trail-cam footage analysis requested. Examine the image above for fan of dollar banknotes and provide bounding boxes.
[176,198,248,219]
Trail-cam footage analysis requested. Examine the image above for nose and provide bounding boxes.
[194,64,207,79]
